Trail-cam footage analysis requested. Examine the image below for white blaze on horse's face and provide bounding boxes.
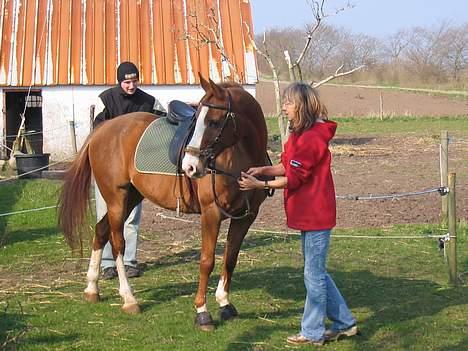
[182,105,209,178]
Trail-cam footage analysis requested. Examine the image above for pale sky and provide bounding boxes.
[251,0,468,37]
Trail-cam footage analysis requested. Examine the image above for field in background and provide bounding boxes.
[255,81,468,118]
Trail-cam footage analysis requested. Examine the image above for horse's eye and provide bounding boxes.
[208,120,220,128]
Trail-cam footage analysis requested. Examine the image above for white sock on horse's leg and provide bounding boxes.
[84,249,102,296]
[215,277,230,307]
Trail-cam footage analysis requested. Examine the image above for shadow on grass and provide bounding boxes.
[0,180,29,244]
[140,254,468,351]
[0,227,58,246]
[226,268,468,350]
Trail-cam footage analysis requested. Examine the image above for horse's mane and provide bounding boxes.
[219,81,243,89]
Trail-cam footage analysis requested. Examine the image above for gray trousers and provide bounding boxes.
[95,184,142,269]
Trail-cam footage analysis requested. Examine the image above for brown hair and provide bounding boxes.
[283,82,328,134]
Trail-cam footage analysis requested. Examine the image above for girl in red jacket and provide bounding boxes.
[239,82,357,345]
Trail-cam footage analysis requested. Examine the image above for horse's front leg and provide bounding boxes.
[216,208,259,321]
[194,207,222,331]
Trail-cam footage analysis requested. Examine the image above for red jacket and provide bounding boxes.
[281,121,337,231]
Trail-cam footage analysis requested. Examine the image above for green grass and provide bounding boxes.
[1,180,467,350]
[265,116,468,140]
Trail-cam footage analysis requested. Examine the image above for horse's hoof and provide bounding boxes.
[219,303,238,321]
[122,303,141,314]
[195,311,215,331]
[83,292,100,303]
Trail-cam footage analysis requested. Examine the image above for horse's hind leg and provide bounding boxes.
[83,213,110,303]
[216,213,258,321]
[110,187,143,314]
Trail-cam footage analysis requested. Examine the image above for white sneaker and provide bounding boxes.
[324,324,359,341]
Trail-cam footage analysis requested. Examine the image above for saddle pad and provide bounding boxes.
[135,117,180,175]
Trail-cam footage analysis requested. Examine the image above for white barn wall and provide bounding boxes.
[1,85,256,161]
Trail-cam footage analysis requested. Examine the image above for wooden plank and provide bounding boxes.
[173,0,187,83]
[70,0,82,84]
[152,0,165,82]
[58,0,71,84]
[0,0,13,84]
[218,0,234,80]
[105,0,117,84]
[119,0,129,61]
[195,0,209,81]
[85,0,95,84]
[15,0,26,85]
[127,0,139,66]
[93,0,105,83]
[161,0,174,83]
[185,0,200,83]
[50,0,61,84]
[20,0,37,86]
[35,0,49,85]
[139,0,151,83]
[226,0,244,82]
[206,0,222,80]
[240,0,254,48]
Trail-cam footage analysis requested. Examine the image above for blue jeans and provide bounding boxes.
[300,230,355,341]
[95,184,142,269]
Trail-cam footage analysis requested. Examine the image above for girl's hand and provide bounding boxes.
[238,172,261,191]
[245,167,263,177]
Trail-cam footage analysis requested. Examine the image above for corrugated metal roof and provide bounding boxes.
[0,0,257,86]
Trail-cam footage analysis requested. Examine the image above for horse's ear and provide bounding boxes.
[209,78,224,99]
[199,73,211,92]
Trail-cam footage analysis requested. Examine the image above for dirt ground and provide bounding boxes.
[139,133,468,261]
[255,81,468,117]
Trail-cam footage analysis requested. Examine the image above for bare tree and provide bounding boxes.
[249,0,364,147]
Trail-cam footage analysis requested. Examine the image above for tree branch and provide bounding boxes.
[312,64,365,88]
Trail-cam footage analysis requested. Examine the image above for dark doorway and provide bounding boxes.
[3,90,43,159]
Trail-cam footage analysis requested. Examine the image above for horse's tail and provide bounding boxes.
[57,138,93,254]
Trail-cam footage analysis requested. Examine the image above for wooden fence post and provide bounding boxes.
[379,91,384,120]
[447,172,457,285]
[439,130,448,223]
[89,105,95,133]
[69,120,78,154]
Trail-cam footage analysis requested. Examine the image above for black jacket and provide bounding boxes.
[93,86,156,128]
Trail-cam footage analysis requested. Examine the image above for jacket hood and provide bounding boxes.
[315,120,337,143]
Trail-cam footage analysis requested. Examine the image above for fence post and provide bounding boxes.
[379,91,384,120]
[439,130,448,223]
[447,172,457,285]
[89,105,95,133]
[69,120,78,154]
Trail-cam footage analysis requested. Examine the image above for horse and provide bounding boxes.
[57,75,270,330]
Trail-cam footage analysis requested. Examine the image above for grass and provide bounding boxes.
[1,180,467,350]
[265,116,468,145]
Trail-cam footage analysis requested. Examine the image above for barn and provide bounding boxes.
[0,0,257,161]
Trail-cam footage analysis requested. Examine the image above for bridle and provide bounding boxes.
[184,91,251,220]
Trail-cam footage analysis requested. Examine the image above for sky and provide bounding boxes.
[250,0,468,37]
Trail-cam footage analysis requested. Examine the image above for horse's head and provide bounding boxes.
[182,76,240,178]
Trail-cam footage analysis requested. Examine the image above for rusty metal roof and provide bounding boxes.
[0,0,257,87]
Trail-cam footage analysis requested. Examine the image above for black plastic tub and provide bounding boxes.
[15,153,50,178]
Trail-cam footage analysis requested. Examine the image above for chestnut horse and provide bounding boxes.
[57,76,270,330]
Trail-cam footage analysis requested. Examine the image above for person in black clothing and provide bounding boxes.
[94,61,165,280]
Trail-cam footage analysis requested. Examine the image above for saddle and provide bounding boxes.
[167,100,196,166]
